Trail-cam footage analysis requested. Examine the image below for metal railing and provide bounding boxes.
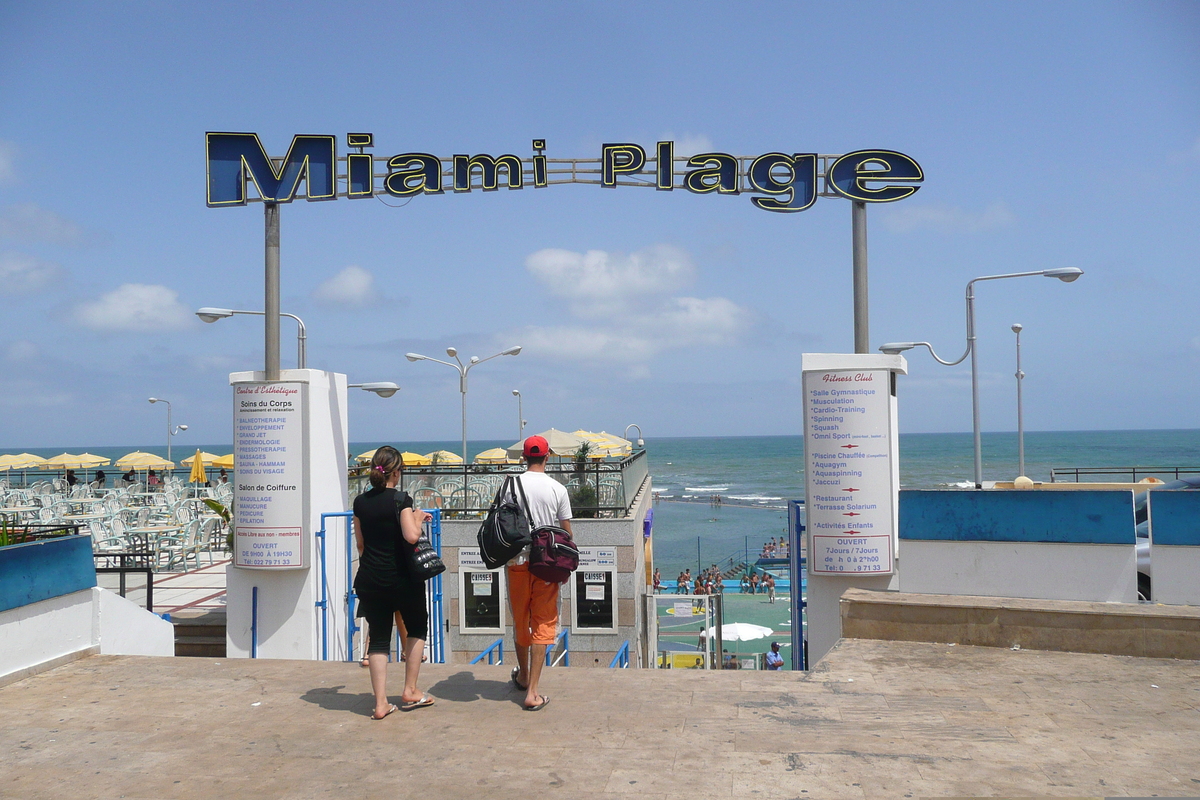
[1050,466,1200,483]
[608,640,631,668]
[349,449,649,519]
[544,627,570,667]
[93,550,155,610]
[0,521,83,546]
[470,639,504,665]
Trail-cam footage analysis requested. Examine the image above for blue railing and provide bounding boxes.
[608,640,631,668]
[317,510,353,662]
[545,627,570,667]
[470,639,504,665]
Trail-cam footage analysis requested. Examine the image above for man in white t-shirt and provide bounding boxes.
[508,435,572,711]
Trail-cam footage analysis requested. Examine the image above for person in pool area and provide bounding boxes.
[507,435,573,712]
[766,641,784,671]
[352,446,435,720]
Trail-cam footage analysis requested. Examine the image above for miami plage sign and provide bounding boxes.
[206,133,923,214]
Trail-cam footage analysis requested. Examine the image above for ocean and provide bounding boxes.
[9,429,1200,579]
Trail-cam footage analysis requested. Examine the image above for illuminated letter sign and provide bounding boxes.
[206,133,336,207]
[828,150,924,203]
[206,134,923,213]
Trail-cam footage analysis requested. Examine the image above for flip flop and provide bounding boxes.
[371,703,398,720]
[400,695,435,711]
[524,695,550,712]
[510,667,528,690]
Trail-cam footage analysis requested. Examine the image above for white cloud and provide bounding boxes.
[515,245,751,362]
[313,265,376,306]
[75,283,193,332]
[526,244,694,318]
[0,252,63,294]
[0,140,14,183]
[0,202,87,245]
[5,340,38,361]
[880,201,1016,234]
[672,134,715,157]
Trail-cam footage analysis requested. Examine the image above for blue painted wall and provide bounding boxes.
[0,536,96,613]
[1149,491,1200,546]
[899,490,1135,545]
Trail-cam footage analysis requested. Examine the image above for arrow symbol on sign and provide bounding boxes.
[841,444,859,449]
[843,511,861,517]
[842,487,860,493]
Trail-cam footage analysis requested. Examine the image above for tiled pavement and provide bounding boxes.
[96,558,229,615]
[2,638,1198,798]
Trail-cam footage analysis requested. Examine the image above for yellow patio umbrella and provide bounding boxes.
[573,430,633,457]
[505,428,588,460]
[115,451,175,470]
[0,453,46,471]
[44,452,111,469]
[474,447,515,464]
[355,448,378,464]
[401,452,432,467]
[424,450,463,465]
[188,449,208,484]
[212,454,235,470]
[180,451,223,467]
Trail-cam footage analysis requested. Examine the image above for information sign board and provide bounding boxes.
[803,368,896,575]
[232,382,306,568]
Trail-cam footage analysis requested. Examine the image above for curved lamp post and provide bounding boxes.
[349,382,400,398]
[196,307,307,369]
[879,267,1082,489]
[512,389,526,442]
[148,397,187,466]
[406,346,522,489]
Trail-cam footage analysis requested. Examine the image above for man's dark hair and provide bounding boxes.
[525,454,548,466]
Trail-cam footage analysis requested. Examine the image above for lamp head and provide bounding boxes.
[502,345,522,356]
[512,389,520,396]
[445,347,457,358]
[357,382,400,398]
[1011,323,1023,333]
[1043,267,1083,282]
[177,424,188,432]
[196,307,234,323]
[405,353,424,362]
[469,356,480,364]
[148,397,158,404]
[878,342,917,355]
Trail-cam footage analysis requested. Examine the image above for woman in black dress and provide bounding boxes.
[353,446,434,719]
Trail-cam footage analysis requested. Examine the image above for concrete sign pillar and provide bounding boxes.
[225,369,350,660]
[801,353,907,665]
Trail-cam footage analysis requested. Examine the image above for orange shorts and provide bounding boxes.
[507,564,560,647]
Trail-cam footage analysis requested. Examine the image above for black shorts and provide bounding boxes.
[357,585,428,653]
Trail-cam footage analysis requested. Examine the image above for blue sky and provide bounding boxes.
[1,1,1197,449]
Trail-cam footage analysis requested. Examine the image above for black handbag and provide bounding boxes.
[395,490,445,581]
[477,476,532,569]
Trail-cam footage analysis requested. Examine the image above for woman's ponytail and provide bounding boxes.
[368,445,402,489]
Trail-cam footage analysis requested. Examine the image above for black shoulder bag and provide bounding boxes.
[395,490,446,581]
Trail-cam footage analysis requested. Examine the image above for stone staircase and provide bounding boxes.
[171,610,226,657]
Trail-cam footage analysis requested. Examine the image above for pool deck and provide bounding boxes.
[2,638,1198,798]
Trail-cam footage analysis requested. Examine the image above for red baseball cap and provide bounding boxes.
[523,435,550,458]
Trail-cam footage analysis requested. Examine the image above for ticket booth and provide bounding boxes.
[570,547,617,632]
[458,547,506,635]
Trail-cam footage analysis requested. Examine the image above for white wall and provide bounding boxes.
[1153,547,1200,605]
[897,541,1137,603]
[1,587,174,682]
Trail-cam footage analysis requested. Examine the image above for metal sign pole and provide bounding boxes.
[264,202,281,380]
[852,201,869,354]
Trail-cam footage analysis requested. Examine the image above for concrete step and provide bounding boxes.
[174,637,226,658]
[172,610,226,658]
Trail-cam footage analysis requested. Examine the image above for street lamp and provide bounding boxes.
[148,397,187,466]
[196,307,307,369]
[1012,323,1025,479]
[406,346,522,490]
[879,267,1082,489]
[624,424,645,449]
[349,382,401,398]
[512,389,526,442]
